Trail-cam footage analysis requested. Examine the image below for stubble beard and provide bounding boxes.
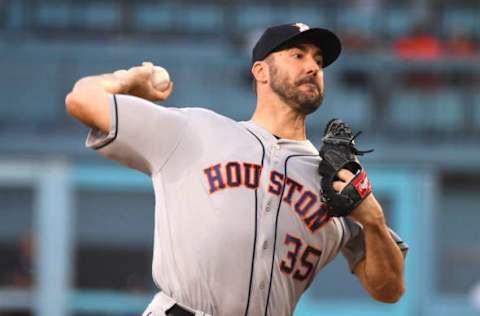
[268,63,324,115]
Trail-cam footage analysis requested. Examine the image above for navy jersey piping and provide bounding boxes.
[93,94,119,150]
[244,128,266,316]
[264,153,319,316]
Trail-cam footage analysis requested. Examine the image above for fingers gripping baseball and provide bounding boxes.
[113,62,173,101]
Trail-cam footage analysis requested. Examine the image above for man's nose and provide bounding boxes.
[305,57,320,76]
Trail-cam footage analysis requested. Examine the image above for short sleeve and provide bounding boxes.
[86,94,189,175]
[340,218,409,273]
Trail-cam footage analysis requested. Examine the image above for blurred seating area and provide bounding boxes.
[1,0,480,53]
[0,0,479,151]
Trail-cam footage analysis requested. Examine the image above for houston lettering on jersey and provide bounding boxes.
[203,162,331,233]
[203,162,262,192]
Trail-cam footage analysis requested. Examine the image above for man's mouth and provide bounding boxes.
[298,82,318,92]
[296,78,318,89]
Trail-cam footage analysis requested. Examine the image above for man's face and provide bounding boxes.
[267,42,324,115]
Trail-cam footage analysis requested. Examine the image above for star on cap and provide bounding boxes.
[293,22,310,32]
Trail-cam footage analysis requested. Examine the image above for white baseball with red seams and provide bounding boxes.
[151,66,170,91]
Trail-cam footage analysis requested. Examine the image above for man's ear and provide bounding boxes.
[251,61,269,84]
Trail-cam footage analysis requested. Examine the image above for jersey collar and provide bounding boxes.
[241,120,318,154]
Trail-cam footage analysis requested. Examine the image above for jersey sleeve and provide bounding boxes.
[339,217,409,273]
[85,94,190,175]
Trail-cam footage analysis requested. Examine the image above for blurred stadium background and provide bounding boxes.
[0,0,479,315]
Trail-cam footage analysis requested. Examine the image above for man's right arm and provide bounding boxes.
[65,63,173,132]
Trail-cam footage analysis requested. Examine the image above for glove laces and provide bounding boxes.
[351,131,374,155]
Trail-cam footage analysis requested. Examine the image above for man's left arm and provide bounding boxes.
[350,194,405,303]
[334,170,405,303]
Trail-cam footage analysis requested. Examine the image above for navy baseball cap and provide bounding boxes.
[252,23,342,68]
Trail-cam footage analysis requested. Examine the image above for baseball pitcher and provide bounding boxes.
[66,23,408,316]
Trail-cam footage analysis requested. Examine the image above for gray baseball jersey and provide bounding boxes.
[86,94,408,316]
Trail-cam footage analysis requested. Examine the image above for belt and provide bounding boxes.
[166,304,195,316]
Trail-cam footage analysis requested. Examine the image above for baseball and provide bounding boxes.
[152,66,170,91]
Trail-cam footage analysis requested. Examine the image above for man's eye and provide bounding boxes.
[293,53,303,59]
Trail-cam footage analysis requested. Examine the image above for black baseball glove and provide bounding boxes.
[318,119,374,217]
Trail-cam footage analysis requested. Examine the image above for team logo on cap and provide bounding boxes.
[293,23,310,32]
